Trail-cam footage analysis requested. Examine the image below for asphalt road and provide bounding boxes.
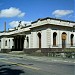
[0,54,75,75]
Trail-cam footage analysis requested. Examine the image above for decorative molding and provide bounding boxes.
[37,31,42,34]
[30,32,33,48]
[46,28,51,48]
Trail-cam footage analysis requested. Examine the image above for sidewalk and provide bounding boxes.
[1,53,75,64]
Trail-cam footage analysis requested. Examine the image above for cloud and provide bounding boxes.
[9,21,31,27]
[0,7,25,18]
[9,21,19,27]
[18,13,25,17]
[52,10,73,17]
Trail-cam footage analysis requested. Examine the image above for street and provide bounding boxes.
[0,54,75,75]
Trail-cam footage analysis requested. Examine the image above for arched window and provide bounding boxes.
[71,34,74,46]
[0,40,1,48]
[9,39,10,43]
[27,36,29,48]
[53,32,57,46]
[5,40,7,46]
[62,32,67,48]
[37,32,41,48]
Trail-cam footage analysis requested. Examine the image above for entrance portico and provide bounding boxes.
[12,35,25,51]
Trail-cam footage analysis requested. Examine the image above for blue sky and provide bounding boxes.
[0,0,75,31]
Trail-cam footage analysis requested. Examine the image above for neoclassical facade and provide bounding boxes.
[0,17,75,52]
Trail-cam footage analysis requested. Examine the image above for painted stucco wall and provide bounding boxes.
[0,37,13,49]
[50,30,75,48]
[24,34,31,48]
[0,17,75,50]
[41,29,47,48]
[1,28,75,50]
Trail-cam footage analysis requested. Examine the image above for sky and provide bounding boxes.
[0,0,75,31]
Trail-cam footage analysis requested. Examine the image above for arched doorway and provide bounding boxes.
[37,33,41,48]
[53,32,57,46]
[70,34,74,46]
[62,32,67,48]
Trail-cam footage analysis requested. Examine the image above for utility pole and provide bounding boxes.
[4,22,6,32]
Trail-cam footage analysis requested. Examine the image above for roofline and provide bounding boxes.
[31,17,75,24]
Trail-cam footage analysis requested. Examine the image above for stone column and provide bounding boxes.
[20,37,22,49]
[24,37,25,48]
[14,37,16,49]
[24,38,27,48]
[46,28,51,48]
[17,38,18,49]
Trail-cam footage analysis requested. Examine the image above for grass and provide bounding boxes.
[64,49,75,52]
[27,52,45,56]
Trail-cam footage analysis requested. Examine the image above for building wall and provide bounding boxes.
[41,29,47,48]
[24,34,31,48]
[50,29,75,48]
[0,37,13,49]
[69,32,75,48]
[30,28,48,48]
[1,28,75,50]
[0,17,75,51]
[30,32,33,48]
[32,32,38,48]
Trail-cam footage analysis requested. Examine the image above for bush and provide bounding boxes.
[65,53,72,58]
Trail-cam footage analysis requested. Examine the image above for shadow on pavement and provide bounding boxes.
[0,64,25,75]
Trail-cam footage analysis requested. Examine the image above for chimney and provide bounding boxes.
[4,22,6,32]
